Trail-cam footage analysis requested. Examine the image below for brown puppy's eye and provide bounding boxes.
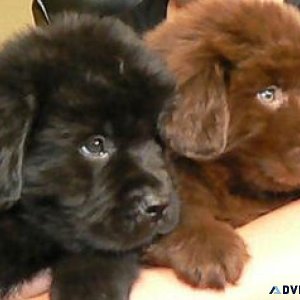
[80,135,108,159]
[257,86,276,102]
[256,85,286,110]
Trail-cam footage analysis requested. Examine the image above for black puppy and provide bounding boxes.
[0,14,178,300]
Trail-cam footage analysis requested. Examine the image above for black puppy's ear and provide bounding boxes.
[0,94,34,207]
[160,59,230,160]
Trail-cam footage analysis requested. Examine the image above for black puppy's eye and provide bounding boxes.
[80,135,108,159]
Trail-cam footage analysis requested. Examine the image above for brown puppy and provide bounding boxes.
[145,0,300,290]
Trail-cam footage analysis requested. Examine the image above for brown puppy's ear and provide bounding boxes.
[160,60,229,160]
[0,94,34,207]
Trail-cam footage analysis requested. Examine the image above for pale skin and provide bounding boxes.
[16,200,300,300]
[15,0,300,299]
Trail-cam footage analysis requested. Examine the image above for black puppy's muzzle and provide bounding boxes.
[125,187,169,222]
[124,185,179,234]
[126,140,179,229]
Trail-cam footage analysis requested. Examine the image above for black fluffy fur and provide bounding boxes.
[0,14,179,299]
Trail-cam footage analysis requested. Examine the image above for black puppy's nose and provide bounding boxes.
[141,192,168,221]
[126,188,169,221]
[145,203,168,220]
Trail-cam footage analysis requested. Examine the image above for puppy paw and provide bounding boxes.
[144,221,249,289]
[51,278,129,300]
[51,254,137,300]
[51,287,127,300]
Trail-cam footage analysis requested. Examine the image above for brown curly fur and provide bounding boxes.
[144,0,300,289]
